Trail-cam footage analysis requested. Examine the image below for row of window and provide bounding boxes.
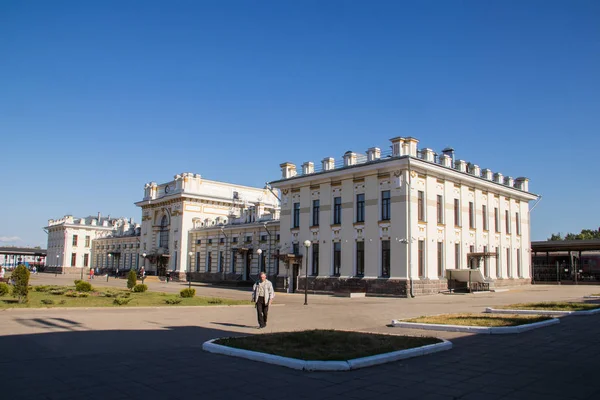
[293,191,392,228]
[196,234,281,245]
[292,192,521,235]
[97,253,140,269]
[72,235,91,247]
[70,253,89,267]
[96,243,140,250]
[194,249,280,274]
[421,194,522,234]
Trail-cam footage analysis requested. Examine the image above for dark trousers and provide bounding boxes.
[256,296,269,327]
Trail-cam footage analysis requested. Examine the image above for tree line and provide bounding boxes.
[549,228,600,241]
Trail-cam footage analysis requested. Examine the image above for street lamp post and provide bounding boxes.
[188,251,193,290]
[303,240,311,306]
[107,253,112,282]
[55,254,59,277]
[256,249,263,273]
[141,253,146,285]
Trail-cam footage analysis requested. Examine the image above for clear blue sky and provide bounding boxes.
[1,0,599,248]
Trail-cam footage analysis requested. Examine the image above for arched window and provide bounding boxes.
[159,215,169,249]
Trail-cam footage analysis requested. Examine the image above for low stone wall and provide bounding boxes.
[297,277,411,298]
[43,267,87,275]
[492,277,532,288]
[410,278,449,296]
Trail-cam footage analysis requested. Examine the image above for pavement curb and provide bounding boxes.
[485,307,600,316]
[202,338,452,371]
[390,318,560,334]
[0,304,267,312]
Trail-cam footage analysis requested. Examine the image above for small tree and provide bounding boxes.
[127,269,137,290]
[12,265,30,303]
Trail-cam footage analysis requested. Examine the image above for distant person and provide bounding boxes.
[252,272,275,329]
[32,266,37,274]
[89,268,95,280]
[0,266,5,280]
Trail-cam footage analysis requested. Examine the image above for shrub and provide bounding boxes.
[33,285,49,292]
[113,297,132,306]
[133,284,148,293]
[78,293,89,298]
[74,280,82,286]
[180,288,196,298]
[208,298,223,304]
[50,289,66,295]
[65,291,79,297]
[0,283,10,296]
[165,298,182,305]
[127,270,137,290]
[41,299,54,305]
[12,265,30,303]
[117,292,131,298]
[75,281,93,292]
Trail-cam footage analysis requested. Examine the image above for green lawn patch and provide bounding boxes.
[215,330,442,361]
[404,313,552,327]
[497,302,600,312]
[0,285,252,309]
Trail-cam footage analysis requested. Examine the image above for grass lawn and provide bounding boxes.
[496,302,600,312]
[215,330,442,361]
[0,285,252,309]
[404,313,552,327]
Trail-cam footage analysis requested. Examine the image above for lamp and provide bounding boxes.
[188,251,193,289]
[303,240,311,305]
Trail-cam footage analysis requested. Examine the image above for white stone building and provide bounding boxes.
[188,204,281,283]
[135,172,279,278]
[45,214,134,274]
[270,136,538,296]
[93,220,141,275]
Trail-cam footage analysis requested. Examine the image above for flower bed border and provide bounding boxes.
[202,337,452,371]
[485,307,600,316]
[391,318,559,334]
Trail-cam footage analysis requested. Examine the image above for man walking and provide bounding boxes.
[252,272,274,329]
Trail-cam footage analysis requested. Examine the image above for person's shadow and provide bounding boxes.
[210,322,255,329]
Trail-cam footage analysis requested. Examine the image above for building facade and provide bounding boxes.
[270,136,538,296]
[188,204,281,284]
[135,172,279,278]
[45,214,134,274]
[93,220,141,275]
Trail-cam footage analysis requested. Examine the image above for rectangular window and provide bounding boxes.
[469,202,475,229]
[220,237,225,244]
[260,235,267,242]
[312,200,320,226]
[418,191,425,221]
[483,246,489,277]
[333,197,342,224]
[437,195,443,224]
[208,239,212,244]
[455,243,461,269]
[293,243,299,255]
[245,236,252,243]
[437,242,443,277]
[505,210,511,233]
[356,241,365,276]
[469,245,475,268]
[232,237,238,243]
[275,250,280,275]
[84,254,89,267]
[516,212,521,235]
[333,242,341,276]
[312,243,319,275]
[381,240,390,277]
[219,251,224,272]
[71,253,77,267]
[196,252,201,272]
[418,240,425,276]
[506,248,511,276]
[381,190,391,221]
[293,202,300,228]
[482,205,488,231]
[494,207,500,232]
[356,194,365,223]
[454,199,461,226]
[72,235,78,246]
[85,236,90,247]
[206,252,212,272]
[516,248,521,277]
[231,249,237,273]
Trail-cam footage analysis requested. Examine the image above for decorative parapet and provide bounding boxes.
[343,151,358,167]
[482,169,493,180]
[280,162,297,179]
[493,172,504,184]
[421,148,435,162]
[367,147,381,161]
[515,177,529,191]
[439,154,452,168]
[322,157,335,171]
[455,160,467,172]
[302,162,314,175]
